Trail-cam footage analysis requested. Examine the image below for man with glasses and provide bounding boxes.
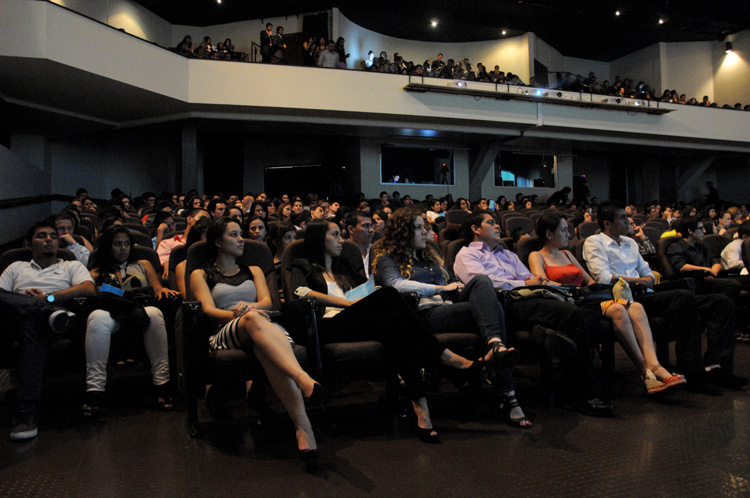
[585,205,745,392]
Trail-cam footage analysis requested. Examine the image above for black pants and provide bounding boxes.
[319,287,444,400]
[0,289,60,414]
[639,289,736,373]
[505,297,602,401]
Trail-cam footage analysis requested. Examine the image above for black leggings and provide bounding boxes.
[319,286,444,400]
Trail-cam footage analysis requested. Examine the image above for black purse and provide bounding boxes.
[570,283,615,305]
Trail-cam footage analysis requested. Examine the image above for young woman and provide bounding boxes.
[291,220,480,442]
[190,218,324,459]
[373,208,530,428]
[249,201,268,220]
[371,211,387,233]
[528,212,686,394]
[84,226,179,415]
[245,216,268,243]
[277,202,293,222]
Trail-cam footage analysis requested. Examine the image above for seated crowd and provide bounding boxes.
[2,185,748,467]
[172,26,748,110]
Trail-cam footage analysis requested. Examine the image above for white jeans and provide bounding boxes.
[85,307,170,392]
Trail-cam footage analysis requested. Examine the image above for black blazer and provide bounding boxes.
[290,257,365,298]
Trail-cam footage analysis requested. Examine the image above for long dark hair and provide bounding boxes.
[94,226,136,272]
[303,220,356,291]
[205,217,240,264]
[268,221,295,256]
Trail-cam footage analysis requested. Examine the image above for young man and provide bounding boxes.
[206,198,227,219]
[345,211,375,277]
[584,203,745,392]
[52,212,92,266]
[0,221,96,440]
[454,210,614,416]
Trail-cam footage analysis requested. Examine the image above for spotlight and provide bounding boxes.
[431,18,439,27]
[726,42,733,53]
[217,0,221,3]
[502,30,507,35]
[658,18,664,24]
[615,10,620,16]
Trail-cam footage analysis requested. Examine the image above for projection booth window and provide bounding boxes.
[381,146,455,185]
[494,152,556,188]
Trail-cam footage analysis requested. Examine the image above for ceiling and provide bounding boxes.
[132,0,749,61]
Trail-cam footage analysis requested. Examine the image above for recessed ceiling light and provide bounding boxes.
[502,30,507,35]
[658,18,664,24]
[615,10,620,16]
[431,18,438,27]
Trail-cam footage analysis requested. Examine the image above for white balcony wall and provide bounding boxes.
[335,9,532,81]
[713,31,750,107]
[48,0,173,47]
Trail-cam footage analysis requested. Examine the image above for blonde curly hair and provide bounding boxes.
[372,206,449,282]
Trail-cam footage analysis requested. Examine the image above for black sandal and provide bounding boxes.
[81,391,105,418]
[498,392,532,429]
[488,341,520,368]
[156,383,174,411]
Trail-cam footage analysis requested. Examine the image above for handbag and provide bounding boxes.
[503,285,575,305]
[572,283,615,305]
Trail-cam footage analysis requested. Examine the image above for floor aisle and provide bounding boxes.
[2,344,750,498]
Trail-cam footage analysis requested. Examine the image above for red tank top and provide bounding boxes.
[542,251,584,287]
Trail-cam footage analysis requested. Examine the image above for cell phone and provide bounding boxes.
[489,200,496,210]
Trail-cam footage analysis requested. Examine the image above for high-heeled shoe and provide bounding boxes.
[497,392,532,429]
[304,383,329,408]
[488,341,520,368]
[416,426,441,444]
[439,360,485,390]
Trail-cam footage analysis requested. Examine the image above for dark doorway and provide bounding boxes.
[202,134,243,198]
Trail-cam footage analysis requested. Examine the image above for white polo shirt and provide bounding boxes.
[0,259,93,294]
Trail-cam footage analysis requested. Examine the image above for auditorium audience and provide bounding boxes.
[6,182,750,444]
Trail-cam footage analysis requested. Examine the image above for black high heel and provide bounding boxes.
[488,341,520,368]
[304,383,329,408]
[439,360,485,390]
[497,392,532,429]
[416,426,441,444]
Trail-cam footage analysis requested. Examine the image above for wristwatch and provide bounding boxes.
[46,293,55,303]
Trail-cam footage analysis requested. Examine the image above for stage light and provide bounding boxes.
[535,89,543,96]
[726,42,733,53]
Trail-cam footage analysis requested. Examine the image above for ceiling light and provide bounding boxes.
[431,18,438,27]
[658,18,664,24]
[726,42,733,53]
[615,10,620,16]
[502,30,507,35]
[217,0,221,3]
